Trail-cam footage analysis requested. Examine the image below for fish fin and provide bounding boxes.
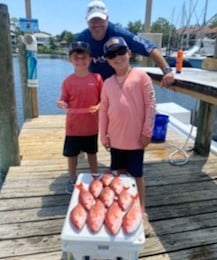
[132,193,139,200]
[91,173,100,179]
[75,182,84,190]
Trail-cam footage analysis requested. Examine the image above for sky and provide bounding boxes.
[1,0,216,36]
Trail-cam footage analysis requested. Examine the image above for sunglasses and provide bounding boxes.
[105,47,128,59]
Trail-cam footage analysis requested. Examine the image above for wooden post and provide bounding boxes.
[0,4,20,175]
[144,0,152,33]
[25,0,32,18]
[195,34,217,156]
[18,39,35,118]
[194,101,216,156]
[214,33,217,58]
[24,0,39,118]
[143,0,153,67]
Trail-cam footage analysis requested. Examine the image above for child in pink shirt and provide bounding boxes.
[100,37,156,236]
[57,41,103,194]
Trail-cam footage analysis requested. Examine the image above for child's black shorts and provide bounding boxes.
[63,134,98,156]
[110,148,144,177]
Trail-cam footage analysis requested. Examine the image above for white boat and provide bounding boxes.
[165,37,215,69]
[184,37,215,68]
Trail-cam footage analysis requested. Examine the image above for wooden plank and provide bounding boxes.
[0,206,67,225]
[140,227,217,256]
[150,212,217,235]
[202,57,217,71]
[147,179,217,195]
[148,199,217,220]
[0,219,64,239]
[141,244,217,260]
[146,189,217,208]
[0,235,61,259]
[0,195,69,211]
[3,251,64,260]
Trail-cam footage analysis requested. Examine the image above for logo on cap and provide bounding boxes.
[105,38,120,48]
[86,0,108,21]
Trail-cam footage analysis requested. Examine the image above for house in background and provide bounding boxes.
[177,26,217,51]
[33,32,51,47]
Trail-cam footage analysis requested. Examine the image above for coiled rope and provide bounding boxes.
[159,100,198,166]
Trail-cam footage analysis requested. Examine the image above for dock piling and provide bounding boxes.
[0,4,20,176]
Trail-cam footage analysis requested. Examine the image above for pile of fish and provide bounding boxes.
[70,173,142,235]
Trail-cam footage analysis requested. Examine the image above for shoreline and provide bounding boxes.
[12,52,68,59]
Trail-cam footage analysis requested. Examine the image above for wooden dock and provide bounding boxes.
[1,115,217,260]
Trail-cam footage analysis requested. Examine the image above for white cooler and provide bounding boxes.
[61,173,145,260]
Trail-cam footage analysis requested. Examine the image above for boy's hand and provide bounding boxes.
[89,104,100,113]
[102,137,110,151]
[139,134,151,148]
[56,100,68,109]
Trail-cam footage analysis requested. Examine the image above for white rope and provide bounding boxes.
[167,101,198,166]
[157,100,198,166]
[168,123,195,166]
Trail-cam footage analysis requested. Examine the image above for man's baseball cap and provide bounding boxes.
[69,41,90,56]
[103,37,128,56]
[86,0,108,22]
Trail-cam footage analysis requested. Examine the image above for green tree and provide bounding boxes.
[208,14,217,28]
[151,17,178,48]
[58,30,74,46]
[49,37,58,50]
[127,20,144,34]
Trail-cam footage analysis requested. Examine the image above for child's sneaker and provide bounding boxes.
[66,179,76,194]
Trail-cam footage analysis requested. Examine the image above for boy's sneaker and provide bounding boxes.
[66,179,76,194]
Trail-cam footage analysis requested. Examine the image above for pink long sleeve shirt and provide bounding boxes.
[99,68,156,150]
[60,73,103,136]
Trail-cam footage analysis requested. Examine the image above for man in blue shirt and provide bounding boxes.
[76,0,174,86]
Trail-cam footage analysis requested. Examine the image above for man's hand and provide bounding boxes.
[161,72,175,88]
[149,49,175,88]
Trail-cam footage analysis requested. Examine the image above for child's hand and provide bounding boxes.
[103,144,110,151]
[102,137,110,151]
[139,134,151,148]
[56,100,68,109]
[88,104,100,114]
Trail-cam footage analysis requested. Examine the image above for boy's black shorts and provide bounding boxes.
[110,148,144,177]
[63,134,98,157]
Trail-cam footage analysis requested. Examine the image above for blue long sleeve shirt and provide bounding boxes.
[76,22,156,80]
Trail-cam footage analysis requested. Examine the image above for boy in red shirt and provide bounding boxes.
[57,41,103,194]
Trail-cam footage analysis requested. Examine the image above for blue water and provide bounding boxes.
[13,56,72,129]
[13,56,197,130]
